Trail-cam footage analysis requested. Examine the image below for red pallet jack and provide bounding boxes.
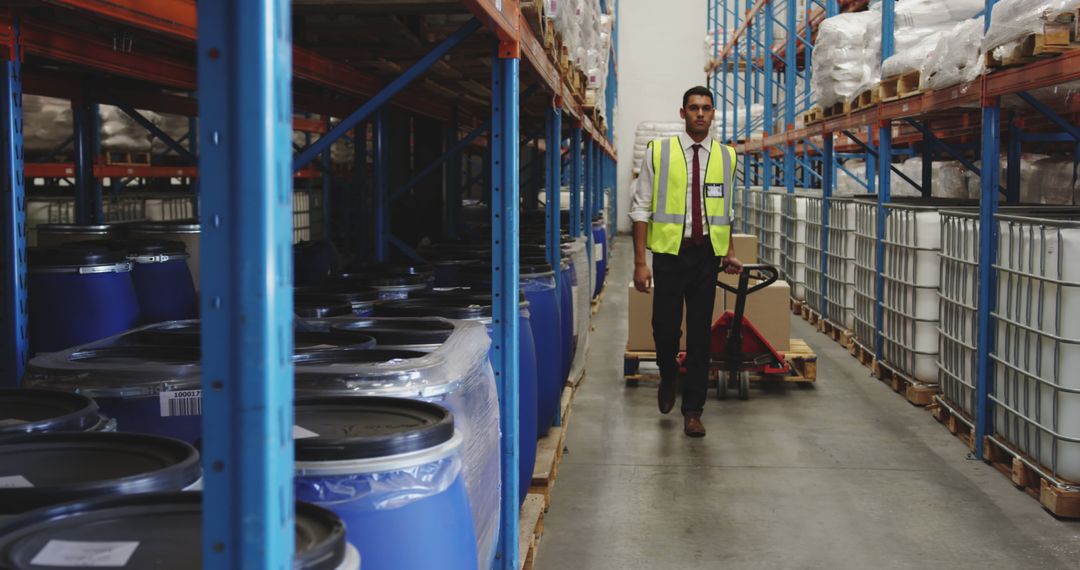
[708,263,789,400]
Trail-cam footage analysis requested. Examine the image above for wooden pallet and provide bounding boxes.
[877,71,922,102]
[982,436,1080,519]
[803,106,823,125]
[987,33,1080,68]
[872,358,936,406]
[518,494,547,570]
[520,0,546,40]
[849,339,874,368]
[848,339,875,369]
[929,399,975,451]
[590,284,606,315]
[530,386,575,507]
[624,338,817,384]
[800,304,820,327]
[851,88,878,111]
[105,151,151,165]
[818,318,853,349]
[822,101,848,118]
[789,297,804,315]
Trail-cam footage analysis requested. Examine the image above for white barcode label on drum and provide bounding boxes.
[594,243,603,260]
[159,390,203,417]
[31,540,139,567]
[0,475,33,488]
[293,425,319,439]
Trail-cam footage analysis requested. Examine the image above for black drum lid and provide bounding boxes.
[293,396,454,461]
[0,432,201,515]
[0,390,103,435]
[0,493,346,570]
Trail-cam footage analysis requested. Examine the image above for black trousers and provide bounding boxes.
[652,242,720,414]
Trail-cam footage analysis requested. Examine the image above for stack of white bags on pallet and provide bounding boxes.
[545,0,615,118]
[23,95,188,155]
[810,10,881,108]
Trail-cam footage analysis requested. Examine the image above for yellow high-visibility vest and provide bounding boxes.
[648,136,737,256]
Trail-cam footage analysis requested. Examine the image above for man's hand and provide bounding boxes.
[633,263,653,292]
[722,255,743,275]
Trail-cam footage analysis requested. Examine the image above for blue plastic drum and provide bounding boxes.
[28,247,140,354]
[127,240,198,324]
[592,215,607,299]
[501,261,563,436]
[0,492,359,569]
[25,345,203,444]
[294,397,476,569]
[330,318,454,350]
[375,294,538,506]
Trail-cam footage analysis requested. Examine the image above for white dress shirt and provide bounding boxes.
[629,132,727,239]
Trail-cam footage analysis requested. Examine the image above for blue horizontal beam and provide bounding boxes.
[293,17,481,171]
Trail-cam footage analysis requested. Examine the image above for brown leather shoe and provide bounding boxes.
[657,377,677,415]
[684,413,706,437]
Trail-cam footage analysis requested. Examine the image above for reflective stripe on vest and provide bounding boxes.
[648,136,737,255]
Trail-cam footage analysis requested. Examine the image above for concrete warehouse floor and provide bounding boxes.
[535,236,1080,570]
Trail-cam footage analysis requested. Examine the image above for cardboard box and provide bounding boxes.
[720,276,791,352]
[625,234,762,352]
[730,233,758,265]
[627,283,728,351]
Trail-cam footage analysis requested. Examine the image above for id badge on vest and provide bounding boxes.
[705,183,724,199]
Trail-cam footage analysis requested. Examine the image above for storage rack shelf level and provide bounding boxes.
[0,0,618,568]
[708,0,1080,513]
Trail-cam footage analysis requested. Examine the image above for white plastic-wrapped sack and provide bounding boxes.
[1029,156,1079,205]
[99,104,156,152]
[812,11,882,107]
[22,95,74,153]
[151,113,193,155]
[889,157,924,197]
[965,154,1047,201]
[920,18,986,91]
[881,0,983,78]
[984,0,1080,52]
[932,161,971,199]
[836,159,871,195]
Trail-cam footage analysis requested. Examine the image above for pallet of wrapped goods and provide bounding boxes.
[984,1,1080,68]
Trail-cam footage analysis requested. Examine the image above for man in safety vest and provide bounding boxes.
[629,86,743,438]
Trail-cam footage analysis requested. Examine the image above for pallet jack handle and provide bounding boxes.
[715,263,779,296]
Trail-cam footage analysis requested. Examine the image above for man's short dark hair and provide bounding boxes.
[682,86,714,108]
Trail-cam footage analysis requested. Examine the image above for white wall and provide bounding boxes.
[615,0,708,233]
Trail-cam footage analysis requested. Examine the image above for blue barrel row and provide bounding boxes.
[0,388,493,567]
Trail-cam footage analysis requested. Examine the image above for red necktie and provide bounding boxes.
[691,143,704,246]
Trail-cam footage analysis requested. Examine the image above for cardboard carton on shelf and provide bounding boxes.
[626,234,761,352]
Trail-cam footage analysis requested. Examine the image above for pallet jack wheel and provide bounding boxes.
[737,371,750,401]
[717,371,730,400]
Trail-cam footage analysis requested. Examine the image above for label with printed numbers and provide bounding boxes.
[0,475,33,488]
[159,390,203,417]
[30,540,139,567]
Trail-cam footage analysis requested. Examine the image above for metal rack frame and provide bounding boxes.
[0,1,618,568]
[707,0,1080,462]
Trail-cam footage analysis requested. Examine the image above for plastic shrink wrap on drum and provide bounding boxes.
[880,0,983,78]
[812,11,881,107]
[291,318,499,569]
[27,318,500,570]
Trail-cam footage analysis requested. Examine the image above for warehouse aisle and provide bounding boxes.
[535,236,1080,570]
